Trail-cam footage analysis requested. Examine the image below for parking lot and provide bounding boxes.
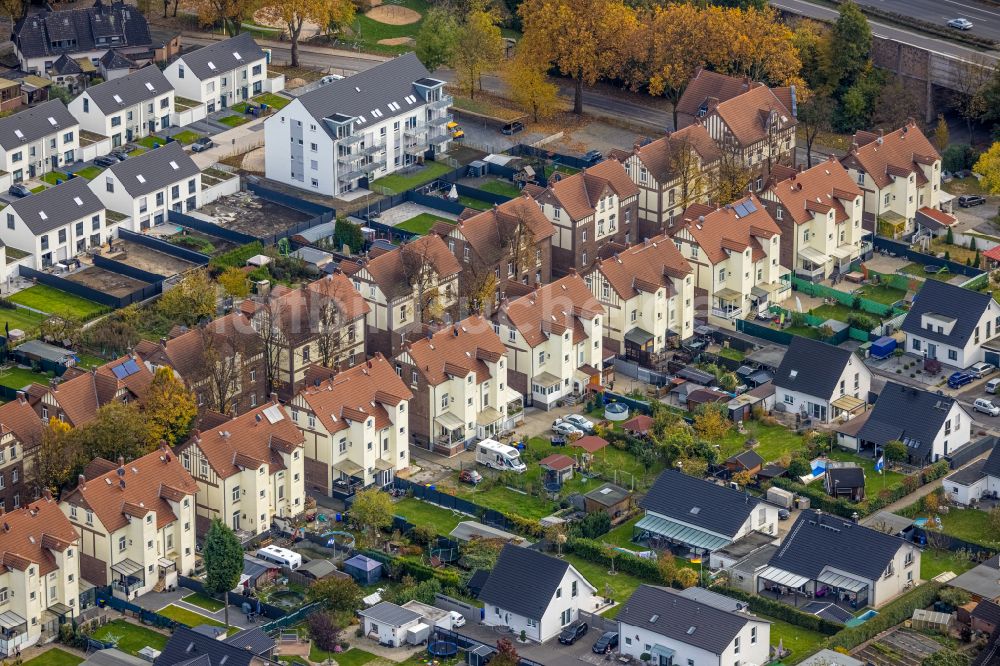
[106,239,200,277]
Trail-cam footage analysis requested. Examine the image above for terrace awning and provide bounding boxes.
[714,287,742,302]
[0,611,25,630]
[634,514,732,552]
[435,412,466,431]
[111,558,143,577]
[799,246,830,266]
[750,286,769,301]
[333,460,364,477]
[531,372,562,388]
[832,395,866,414]
[477,407,503,426]
[758,566,810,589]
[47,602,71,617]
[624,327,654,346]
[158,558,176,570]
[831,245,855,259]
[374,458,394,471]
[818,570,868,592]
[651,645,676,661]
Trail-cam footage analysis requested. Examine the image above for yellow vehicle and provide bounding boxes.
[447,121,465,140]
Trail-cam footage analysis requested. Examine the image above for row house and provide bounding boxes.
[0,396,45,511]
[164,33,274,113]
[438,196,554,313]
[676,69,797,131]
[0,100,79,183]
[613,125,720,240]
[91,141,201,231]
[671,194,786,327]
[291,354,412,499]
[28,355,154,428]
[394,316,516,456]
[840,121,942,240]
[248,273,369,400]
[135,310,266,418]
[264,53,451,197]
[698,79,797,190]
[60,447,199,600]
[342,234,461,359]
[526,159,638,275]
[3,178,107,270]
[493,274,605,409]
[584,236,694,366]
[0,495,80,657]
[67,66,174,147]
[762,157,867,281]
[175,400,305,539]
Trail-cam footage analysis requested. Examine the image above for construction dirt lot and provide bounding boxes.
[107,240,199,277]
[66,266,149,297]
[198,192,312,239]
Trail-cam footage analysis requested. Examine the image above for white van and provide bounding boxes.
[255,545,303,570]
[475,439,526,473]
[988,378,1000,394]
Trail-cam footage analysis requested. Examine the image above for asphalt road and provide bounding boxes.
[829,0,1000,44]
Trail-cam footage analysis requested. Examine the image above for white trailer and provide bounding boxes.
[475,439,526,473]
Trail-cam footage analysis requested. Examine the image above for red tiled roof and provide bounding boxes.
[354,235,461,301]
[713,84,796,147]
[538,454,575,470]
[679,194,780,265]
[0,497,77,575]
[593,234,691,300]
[768,158,861,226]
[405,316,507,387]
[623,414,654,434]
[542,160,638,222]
[572,435,608,453]
[917,206,956,227]
[842,121,939,190]
[500,274,603,349]
[455,196,555,266]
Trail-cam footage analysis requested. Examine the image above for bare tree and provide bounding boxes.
[798,93,834,168]
[400,242,445,325]
[252,296,289,395]
[714,140,754,205]
[197,327,244,415]
[948,55,995,138]
[666,135,710,213]
[496,206,537,283]
[315,299,347,368]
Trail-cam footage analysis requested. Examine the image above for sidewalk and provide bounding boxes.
[879,450,994,514]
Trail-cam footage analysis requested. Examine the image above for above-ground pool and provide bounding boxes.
[605,402,630,421]
[269,590,305,609]
[845,609,879,628]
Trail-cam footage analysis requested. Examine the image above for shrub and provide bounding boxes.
[565,538,660,582]
[208,241,265,274]
[307,611,341,652]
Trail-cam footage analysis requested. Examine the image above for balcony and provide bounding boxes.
[338,167,364,183]
[404,141,428,156]
[404,124,428,139]
[337,151,362,166]
[428,95,453,111]
[362,142,384,156]
[366,156,387,173]
[338,133,365,147]
[711,306,744,320]
[428,114,453,128]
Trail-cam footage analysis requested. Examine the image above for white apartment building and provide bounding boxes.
[163,33,273,112]
[0,100,80,182]
[67,66,174,147]
[3,178,108,269]
[290,354,413,498]
[176,401,305,539]
[264,52,451,197]
[89,141,200,231]
[61,447,199,600]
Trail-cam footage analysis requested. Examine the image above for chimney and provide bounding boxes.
[42,488,52,501]
[815,508,823,525]
[270,392,278,403]
[49,378,58,391]
[118,456,125,467]
[877,129,884,146]
[192,429,201,444]
[159,440,169,452]
[15,391,24,404]
[160,337,167,346]
[78,474,86,488]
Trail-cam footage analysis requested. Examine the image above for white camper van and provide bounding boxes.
[475,439,526,473]
[255,545,303,570]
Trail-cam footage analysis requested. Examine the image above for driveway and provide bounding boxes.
[448,620,604,666]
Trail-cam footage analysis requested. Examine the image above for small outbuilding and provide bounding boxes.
[724,450,764,477]
[359,602,422,647]
[911,608,954,634]
[971,599,1000,635]
[571,435,608,454]
[622,414,653,437]
[449,521,531,546]
[295,558,347,582]
[583,483,631,519]
[344,554,383,586]
[825,465,866,502]
[539,454,575,485]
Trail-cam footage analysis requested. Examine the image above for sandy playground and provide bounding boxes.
[365,4,421,25]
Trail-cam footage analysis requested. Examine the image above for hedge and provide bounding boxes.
[208,241,264,273]
[717,587,841,636]
[827,582,942,650]
[566,537,661,582]
[360,549,462,588]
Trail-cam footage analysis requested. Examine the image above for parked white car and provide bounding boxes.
[563,414,595,433]
[970,362,995,379]
[974,398,1000,416]
[449,611,466,628]
[552,419,584,436]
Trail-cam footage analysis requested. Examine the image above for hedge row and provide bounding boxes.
[717,587,841,636]
[827,582,942,650]
[208,241,265,273]
[360,548,462,588]
[565,537,661,582]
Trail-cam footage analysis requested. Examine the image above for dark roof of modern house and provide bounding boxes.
[158,626,254,666]
[467,568,490,595]
[104,141,199,197]
[223,626,274,655]
[856,381,963,460]
[946,458,987,486]
[982,441,1000,479]
[639,469,761,538]
[296,52,443,138]
[8,177,102,235]
[974,600,1000,627]
[52,54,83,75]
[13,0,152,60]
[773,337,854,398]
[99,48,134,70]
[827,466,865,489]
[84,65,171,114]
[0,99,77,150]
[177,33,265,80]
[768,509,908,581]
[479,544,571,620]
[901,279,995,347]
[358,601,421,626]
[617,585,763,655]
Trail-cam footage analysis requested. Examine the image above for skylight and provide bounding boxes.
[73,197,83,206]
[47,117,57,126]
[208,61,216,70]
[233,52,242,60]
[690,506,700,514]
[169,160,179,170]
[789,369,798,379]
[136,174,146,183]
[13,129,23,139]
[144,82,154,92]
[38,211,47,220]
[113,94,123,104]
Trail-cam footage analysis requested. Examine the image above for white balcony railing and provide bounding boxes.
[711,307,744,320]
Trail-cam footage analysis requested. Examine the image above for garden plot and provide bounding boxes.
[853,629,942,666]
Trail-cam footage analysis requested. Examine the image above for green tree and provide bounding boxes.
[451,0,504,99]
[492,638,519,666]
[332,216,365,254]
[31,418,80,495]
[990,506,1000,535]
[946,226,955,245]
[218,267,249,299]
[673,567,698,588]
[692,403,730,442]
[158,269,217,326]
[349,488,394,547]
[306,576,362,613]
[923,650,970,666]
[825,1,871,94]
[460,536,505,570]
[657,554,676,585]
[76,401,155,463]
[145,366,198,446]
[503,49,561,123]
[415,8,458,71]
[203,519,243,627]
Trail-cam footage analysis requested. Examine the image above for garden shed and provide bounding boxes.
[911,608,954,633]
[344,554,382,585]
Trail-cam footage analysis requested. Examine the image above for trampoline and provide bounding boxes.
[322,531,356,553]
[428,641,459,658]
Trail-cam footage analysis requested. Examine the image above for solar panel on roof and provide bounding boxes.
[122,359,140,376]
[111,364,128,379]
[733,203,748,217]
[744,200,757,213]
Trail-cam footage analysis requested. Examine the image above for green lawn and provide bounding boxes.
[920,548,975,581]
[254,93,292,110]
[0,305,47,335]
[476,179,521,198]
[29,185,46,193]
[395,212,453,235]
[10,284,106,320]
[128,147,148,157]
[826,449,906,498]
[767,616,828,664]
[170,130,203,145]
[183,592,226,611]
[809,303,864,324]
[218,114,251,128]
[91,620,168,655]
[458,195,491,211]
[719,423,806,463]
[41,171,69,185]
[603,516,641,548]
[544,164,581,178]
[717,346,745,362]
[936,509,1000,548]
[352,0,430,55]
[562,553,645,616]
[784,324,821,339]
[393,496,468,535]
[857,283,909,305]
[317,648,376,666]
[22,648,82,666]
[137,135,169,149]
[452,476,558,520]
[0,365,44,390]
[73,165,104,180]
[370,160,454,194]
[157,604,225,628]
[900,263,953,282]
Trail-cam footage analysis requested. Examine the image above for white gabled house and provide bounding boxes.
[88,141,201,231]
[900,279,1000,369]
[67,66,175,147]
[772,337,871,424]
[163,33,276,112]
[944,446,1000,506]
[0,100,80,183]
[479,544,599,643]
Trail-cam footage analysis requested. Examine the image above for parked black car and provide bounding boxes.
[110,150,129,161]
[7,183,30,198]
[592,632,619,654]
[94,155,118,167]
[500,121,524,136]
[191,137,214,153]
[959,195,987,207]
[559,623,588,645]
[583,149,604,164]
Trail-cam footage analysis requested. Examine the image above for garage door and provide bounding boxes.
[985,351,1000,367]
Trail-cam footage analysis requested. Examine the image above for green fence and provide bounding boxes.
[963,272,989,291]
[791,276,896,317]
